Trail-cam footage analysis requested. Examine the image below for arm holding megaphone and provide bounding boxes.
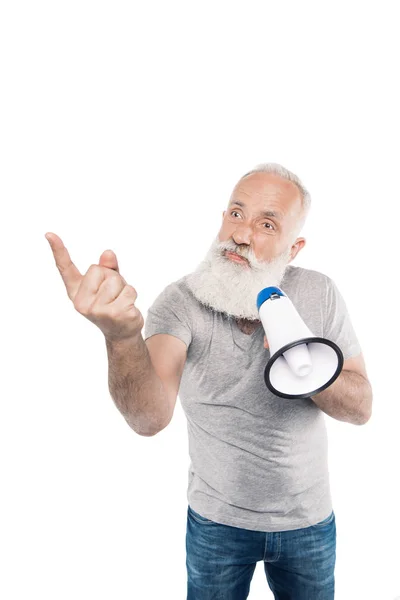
[258,285,372,425]
[258,286,343,399]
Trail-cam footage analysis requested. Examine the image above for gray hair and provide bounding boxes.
[239,162,311,238]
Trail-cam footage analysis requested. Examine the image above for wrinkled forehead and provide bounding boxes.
[231,172,302,216]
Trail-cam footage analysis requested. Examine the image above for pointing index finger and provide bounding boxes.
[45,232,83,301]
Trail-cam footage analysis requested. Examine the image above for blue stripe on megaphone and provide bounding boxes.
[256,286,286,311]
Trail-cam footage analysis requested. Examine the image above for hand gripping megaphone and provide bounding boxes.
[257,286,344,399]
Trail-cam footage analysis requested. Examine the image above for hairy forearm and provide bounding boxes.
[105,335,169,436]
[311,370,372,425]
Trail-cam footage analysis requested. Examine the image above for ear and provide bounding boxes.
[222,210,226,219]
[290,237,306,262]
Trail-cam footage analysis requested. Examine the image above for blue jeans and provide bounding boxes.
[186,504,336,599]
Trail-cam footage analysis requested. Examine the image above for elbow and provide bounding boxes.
[131,422,160,437]
[123,414,159,437]
[357,408,372,425]
[355,398,373,425]
[145,418,171,436]
[355,383,373,425]
[128,416,171,437]
[354,413,370,426]
[130,425,159,437]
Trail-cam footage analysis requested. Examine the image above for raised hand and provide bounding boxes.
[45,232,144,342]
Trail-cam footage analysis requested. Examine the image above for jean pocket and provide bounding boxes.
[188,505,216,525]
[312,510,335,528]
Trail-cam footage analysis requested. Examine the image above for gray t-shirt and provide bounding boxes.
[144,264,361,532]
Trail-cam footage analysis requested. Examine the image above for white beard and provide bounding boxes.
[186,235,292,321]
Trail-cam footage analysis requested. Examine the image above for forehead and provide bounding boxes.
[230,172,302,216]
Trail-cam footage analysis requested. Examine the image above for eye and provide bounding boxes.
[229,211,275,231]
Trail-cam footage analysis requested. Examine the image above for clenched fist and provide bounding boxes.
[45,232,144,343]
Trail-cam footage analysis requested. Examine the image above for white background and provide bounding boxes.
[1,1,399,598]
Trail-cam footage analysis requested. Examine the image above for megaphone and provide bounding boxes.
[257,286,343,399]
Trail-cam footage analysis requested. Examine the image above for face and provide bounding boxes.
[220,171,306,263]
[185,172,307,321]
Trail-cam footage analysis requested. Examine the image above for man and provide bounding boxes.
[45,162,372,600]
[143,163,373,599]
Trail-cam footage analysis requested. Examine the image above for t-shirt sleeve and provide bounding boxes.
[144,282,192,349]
[322,276,362,360]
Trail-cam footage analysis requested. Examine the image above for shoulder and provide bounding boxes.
[167,275,197,302]
[160,276,188,298]
[282,264,332,290]
[155,275,202,312]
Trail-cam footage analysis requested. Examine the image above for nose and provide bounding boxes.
[232,225,252,246]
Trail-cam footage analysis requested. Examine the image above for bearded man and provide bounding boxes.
[46,162,372,600]
[144,163,372,600]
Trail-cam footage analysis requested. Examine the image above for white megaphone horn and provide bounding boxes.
[257,286,344,399]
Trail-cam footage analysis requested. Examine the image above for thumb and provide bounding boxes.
[99,249,119,272]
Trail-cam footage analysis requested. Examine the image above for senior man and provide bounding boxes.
[46,162,372,600]
[144,163,372,600]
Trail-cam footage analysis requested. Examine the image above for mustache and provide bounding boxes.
[221,243,251,261]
